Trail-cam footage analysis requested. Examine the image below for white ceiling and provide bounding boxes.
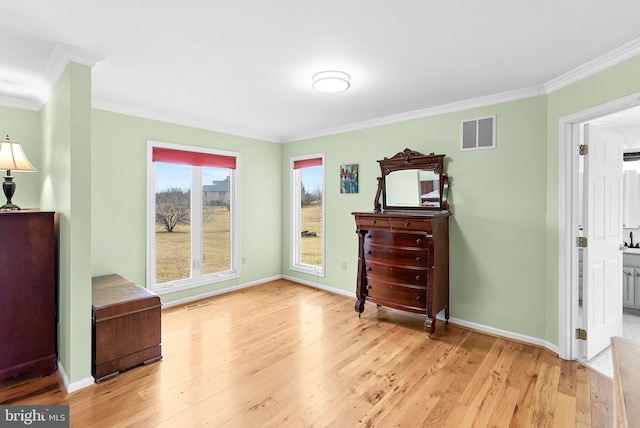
[1,1,640,143]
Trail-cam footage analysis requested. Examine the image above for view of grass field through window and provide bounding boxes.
[300,204,322,266]
[299,165,323,267]
[156,204,320,283]
[155,205,230,284]
[154,161,232,284]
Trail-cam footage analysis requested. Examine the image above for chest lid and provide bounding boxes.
[92,274,161,320]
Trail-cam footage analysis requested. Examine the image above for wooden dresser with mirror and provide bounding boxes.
[352,148,450,337]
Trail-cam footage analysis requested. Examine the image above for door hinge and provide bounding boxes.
[575,328,587,340]
[576,237,588,248]
[578,144,588,155]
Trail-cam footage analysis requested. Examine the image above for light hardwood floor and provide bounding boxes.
[1,279,612,427]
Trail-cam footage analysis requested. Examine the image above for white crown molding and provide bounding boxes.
[92,98,279,143]
[2,38,639,142]
[544,36,640,93]
[282,85,547,143]
[285,37,640,143]
[37,44,105,108]
[0,94,40,111]
[0,43,104,112]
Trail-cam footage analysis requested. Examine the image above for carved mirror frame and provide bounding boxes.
[374,148,449,212]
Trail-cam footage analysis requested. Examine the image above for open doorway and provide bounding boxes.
[558,94,640,376]
[581,105,640,378]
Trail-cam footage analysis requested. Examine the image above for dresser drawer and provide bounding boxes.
[365,279,427,311]
[389,218,433,233]
[364,243,430,268]
[365,231,430,249]
[356,216,390,229]
[365,260,428,286]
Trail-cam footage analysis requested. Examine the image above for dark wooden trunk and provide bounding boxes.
[92,274,162,383]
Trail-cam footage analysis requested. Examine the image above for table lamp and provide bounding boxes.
[0,135,36,210]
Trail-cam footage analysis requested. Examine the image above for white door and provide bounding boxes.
[582,124,624,359]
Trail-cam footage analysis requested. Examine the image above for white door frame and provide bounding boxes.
[558,92,640,360]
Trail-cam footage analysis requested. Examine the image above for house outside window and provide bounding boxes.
[147,140,240,294]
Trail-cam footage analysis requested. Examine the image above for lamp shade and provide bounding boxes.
[0,136,36,172]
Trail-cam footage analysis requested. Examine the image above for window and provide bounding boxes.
[290,154,325,276]
[147,141,240,293]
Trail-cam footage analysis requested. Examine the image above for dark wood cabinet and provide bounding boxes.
[353,211,450,337]
[354,149,451,337]
[92,274,162,382]
[0,211,57,381]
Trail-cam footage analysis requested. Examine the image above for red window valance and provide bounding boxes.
[153,147,236,169]
[293,158,323,169]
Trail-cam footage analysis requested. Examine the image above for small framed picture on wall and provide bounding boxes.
[340,164,358,194]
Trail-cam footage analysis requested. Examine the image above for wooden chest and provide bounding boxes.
[92,274,162,382]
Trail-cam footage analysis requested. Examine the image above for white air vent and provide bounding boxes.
[460,115,496,151]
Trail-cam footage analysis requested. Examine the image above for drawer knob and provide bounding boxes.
[416,274,423,281]
[372,220,377,225]
[366,285,372,290]
[367,250,372,255]
[366,267,372,272]
[416,256,423,263]
[405,221,410,227]
[416,295,423,301]
[416,238,422,244]
[366,234,372,239]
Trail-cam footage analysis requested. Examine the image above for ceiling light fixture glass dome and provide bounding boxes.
[312,70,351,93]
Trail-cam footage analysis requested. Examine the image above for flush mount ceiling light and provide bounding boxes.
[312,70,351,93]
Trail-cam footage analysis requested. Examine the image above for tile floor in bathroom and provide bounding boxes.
[583,313,640,379]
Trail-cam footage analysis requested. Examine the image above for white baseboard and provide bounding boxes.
[161,275,283,308]
[283,276,560,355]
[281,275,354,299]
[56,360,94,393]
[447,318,560,354]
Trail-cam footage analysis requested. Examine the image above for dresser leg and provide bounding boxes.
[425,317,437,339]
[355,299,365,316]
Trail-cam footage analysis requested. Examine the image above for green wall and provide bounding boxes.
[40,63,93,384]
[544,55,640,344]
[282,96,549,338]
[91,110,283,302]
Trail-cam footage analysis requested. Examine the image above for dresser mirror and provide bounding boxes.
[374,148,449,212]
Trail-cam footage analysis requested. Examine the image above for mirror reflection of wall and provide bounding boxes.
[386,170,421,206]
[385,169,441,208]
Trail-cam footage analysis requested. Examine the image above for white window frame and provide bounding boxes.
[146,140,241,294]
[290,153,325,277]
